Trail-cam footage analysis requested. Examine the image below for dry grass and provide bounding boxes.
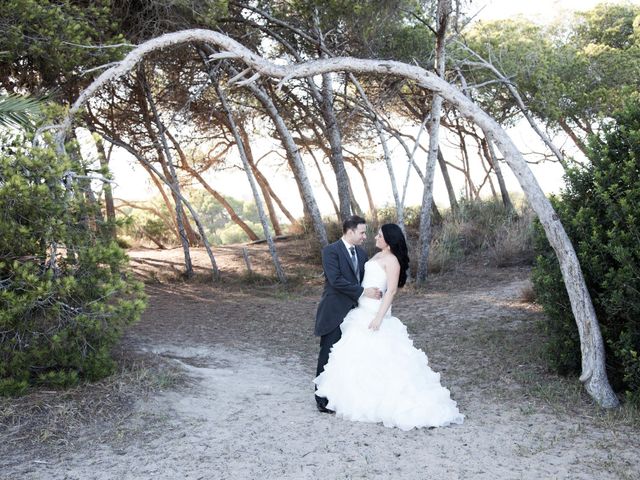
[424,198,536,272]
[0,346,186,452]
[519,280,537,303]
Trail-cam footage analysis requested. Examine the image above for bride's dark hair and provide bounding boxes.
[381,223,410,288]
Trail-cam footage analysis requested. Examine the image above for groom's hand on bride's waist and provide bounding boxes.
[363,287,382,299]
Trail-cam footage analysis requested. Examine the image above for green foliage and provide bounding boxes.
[218,221,264,244]
[376,205,421,231]
[270,0,434,64]
[0,136,146,395]
[183,189,265,244]
[532,97,640,404]
[0,0,129,98]
[0,94,45,130]
[113,0,228,42]
[462,4,640,135]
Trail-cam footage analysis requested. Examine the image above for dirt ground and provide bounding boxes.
[1,239,639,479]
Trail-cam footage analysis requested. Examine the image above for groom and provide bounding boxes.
[314,215,381,413]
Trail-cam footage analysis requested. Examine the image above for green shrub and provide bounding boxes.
[0,136,146,395]
[532,98,640,404]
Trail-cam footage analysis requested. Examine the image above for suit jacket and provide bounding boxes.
[314,239,367,336]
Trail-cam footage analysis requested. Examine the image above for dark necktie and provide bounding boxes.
[349,246,358,278]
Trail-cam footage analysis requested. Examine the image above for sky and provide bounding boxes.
[474,0,640,22]
[104,0,639,215]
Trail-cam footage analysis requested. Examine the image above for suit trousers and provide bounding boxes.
[315,324,342,407]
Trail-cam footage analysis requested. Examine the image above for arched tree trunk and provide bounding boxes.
[56,27,619,408]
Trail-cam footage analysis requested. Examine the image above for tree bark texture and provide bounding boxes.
[320,72,352,221]
[416,0,451,284]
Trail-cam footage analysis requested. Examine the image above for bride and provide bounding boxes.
[314,223,464,431]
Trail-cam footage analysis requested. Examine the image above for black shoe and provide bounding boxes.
[316,404,335,414]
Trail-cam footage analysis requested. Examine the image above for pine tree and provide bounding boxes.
[0,135,146,395]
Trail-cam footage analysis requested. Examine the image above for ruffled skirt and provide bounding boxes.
[314,304,464,431]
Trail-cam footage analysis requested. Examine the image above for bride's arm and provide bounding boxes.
[368,258,400,331]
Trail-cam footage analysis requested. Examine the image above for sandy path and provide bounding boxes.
[2,254,639,479]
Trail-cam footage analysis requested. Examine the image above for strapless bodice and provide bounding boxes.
[361,260,387,292]
[358,260,390,316]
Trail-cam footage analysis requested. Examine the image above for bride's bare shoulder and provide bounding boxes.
[380,253,400,268]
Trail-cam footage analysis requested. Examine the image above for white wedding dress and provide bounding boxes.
[314,260,464,431]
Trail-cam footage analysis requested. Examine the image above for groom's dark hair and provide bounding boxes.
[342,215,366,233]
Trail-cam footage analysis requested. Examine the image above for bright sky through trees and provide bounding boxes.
[104,0,640,209]
[476,0,640,22]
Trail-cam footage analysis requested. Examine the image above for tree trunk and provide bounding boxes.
[87,124,117,238]
[346,175,364,217]
[137,77,200,248]
[185,166,260,241]
[228,75,329,247]
[347,74,404,232]
[237,124,283,236]
[473,130,497,199]
[139,161,180,236]
[482,136,514,212]
[320,72,352,220]
[559,117,590,158]
[215,82,286,283]
[456,119,477,200]
[379,127,405,231]
[345,157,377,224]
[139,70,194,278]
[58,27,620,407]
[307,143,341,219]
[211,53,327,246]
[102,133,220,280]
[437,148,458,213]
[416,0,451,284]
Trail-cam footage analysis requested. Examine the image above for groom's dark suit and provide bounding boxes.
[315,239,367,408]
